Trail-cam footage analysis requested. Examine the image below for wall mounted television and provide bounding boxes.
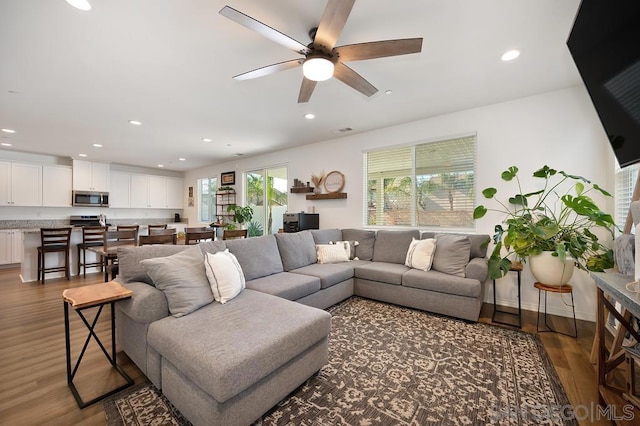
[567,0,640,168]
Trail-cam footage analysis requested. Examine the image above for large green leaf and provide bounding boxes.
[509,194,528,206]
[533,165,557,178]
[482,187,497,199]
[501,166,518,181]
[593,184,612,197]
[473,206,487,219]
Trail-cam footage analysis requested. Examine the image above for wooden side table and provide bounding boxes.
[534,282,577,337]
[63,281,134,408]
[492,261,523,328]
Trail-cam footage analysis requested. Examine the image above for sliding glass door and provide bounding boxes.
[245,166,288,235]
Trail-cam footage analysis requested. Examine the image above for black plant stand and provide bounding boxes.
[492,262,523,328]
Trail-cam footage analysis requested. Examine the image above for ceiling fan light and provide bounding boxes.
[303,57,334,82]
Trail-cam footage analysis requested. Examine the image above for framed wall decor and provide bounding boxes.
[221,171,236,186]
[324,170,345,193]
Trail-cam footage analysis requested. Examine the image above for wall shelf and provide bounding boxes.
[290,187,314,193]
[306,192,347,200]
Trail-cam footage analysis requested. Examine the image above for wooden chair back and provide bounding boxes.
[139,229,177,245]
[104,229,138,250]
[185,227,214,245]
[148,224,168,234]
[40,227,72,251]
[82,226,107,246]
[116,225,139,242]
[222,229,248,240]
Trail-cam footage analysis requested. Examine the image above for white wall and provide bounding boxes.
[185,85,615,321]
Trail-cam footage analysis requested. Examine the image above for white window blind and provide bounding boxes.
[364,135,476,229]
[615,163,639,235]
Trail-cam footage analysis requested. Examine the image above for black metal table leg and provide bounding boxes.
[492,268,522,328]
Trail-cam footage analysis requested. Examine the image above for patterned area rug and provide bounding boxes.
[104,297,576,425]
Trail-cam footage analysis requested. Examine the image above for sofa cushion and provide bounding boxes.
[354,262,410,285]
[431,234,471,277]
[291,263,354,289]
[405,238,436,271]
[468,234,490,259]
[204,249,245,304]
[115,281,169,323]
[224,235,283,281]
[373,230,420,264]
[118,245,190,284]
[246,272,321,300]
[197,240,227,255]
[316,244,349,264]
[341,229,375,261]
[421,231,436,240]
[140,245,213,317]
[311,228,342,244]
[402,268,481,298]
[147,289,331,404]
[274,230,317,271]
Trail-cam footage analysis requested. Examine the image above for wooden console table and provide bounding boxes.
[63,281,134,408]
[591,272,640,424]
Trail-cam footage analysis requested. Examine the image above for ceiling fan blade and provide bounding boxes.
[220,6,309,55]
[233,59,303,80]
[335,38,423,62]
[313,0,356,51]
[333,62,378,97]
[298,78,317,103]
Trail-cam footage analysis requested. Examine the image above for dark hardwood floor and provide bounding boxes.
[0,266,620,425]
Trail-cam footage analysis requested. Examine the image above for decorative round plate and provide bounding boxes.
[324,170,345,193]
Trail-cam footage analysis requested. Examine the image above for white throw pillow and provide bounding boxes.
[329,240,360,260]
[405,238,437,271]
[204,249,245,304]
[316,244,349,264]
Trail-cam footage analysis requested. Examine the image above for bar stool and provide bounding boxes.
[535,282,577,337]
[37,227,72,284]
[116,225,139,244]
[77,226,106,277]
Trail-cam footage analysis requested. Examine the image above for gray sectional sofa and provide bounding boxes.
[114,229,489,426]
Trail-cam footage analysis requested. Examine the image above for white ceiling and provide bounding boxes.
[0,0,583,172]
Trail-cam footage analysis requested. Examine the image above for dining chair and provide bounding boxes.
[102,229,138,280]
[139,229,177,245]
[148,224,168,235]
[222,229,248,240]
[116,225,139,244]
[77,226,107,277]
[185,227,215,245]
[37,227,72,283]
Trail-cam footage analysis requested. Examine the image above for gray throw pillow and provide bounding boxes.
[140,245,213,317]
[373,230,420,264]
[274,231,317,271]
[118,245,189,284]
[432,234,471,277]
[311,228,343,244]
[341,229,376,261]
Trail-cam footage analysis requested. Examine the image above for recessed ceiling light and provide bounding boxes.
[501,49,520,61]
[202,138,212,142]
[385,90,393,95]
[128,120,142,126]
[78,153,87,157]
[92,143,103,148]
[157,164,164,168]
[1,142,12,147]
[304,113,315,119]
[1,128,16,134]
[65,0,91,11]
[178,157,186,161]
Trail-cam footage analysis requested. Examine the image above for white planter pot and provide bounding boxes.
[529,251,575,286]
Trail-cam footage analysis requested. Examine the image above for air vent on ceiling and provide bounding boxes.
[333,127,353,134]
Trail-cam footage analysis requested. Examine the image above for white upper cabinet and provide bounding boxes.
[42,165,72,207]
[0,161,42,206]
[129,174,183,209]
[109,171,131,208]
[72,160,109,191]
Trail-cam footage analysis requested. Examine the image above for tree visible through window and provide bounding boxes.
[364,135,476,229]
[198,177,217,223]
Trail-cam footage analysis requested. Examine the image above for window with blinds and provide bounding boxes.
[198,177,217,222]
[615,163,639,234]
[364,135,476,229]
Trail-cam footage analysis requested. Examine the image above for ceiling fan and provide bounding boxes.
[219,0,423,103]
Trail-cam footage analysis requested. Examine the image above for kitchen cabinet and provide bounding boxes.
[109,171,132,208]
[0,161,42,206]
[0,230,23,264]
[72,160,109,191]
[42,165,72,207]
[130,174,184,209]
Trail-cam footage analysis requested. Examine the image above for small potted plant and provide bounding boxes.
[473,165,616,284]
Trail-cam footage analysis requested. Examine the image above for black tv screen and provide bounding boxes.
[567,0,640,168]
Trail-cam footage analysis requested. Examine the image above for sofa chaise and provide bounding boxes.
[114,229,489,425]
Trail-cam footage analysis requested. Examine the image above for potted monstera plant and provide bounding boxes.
[225,204,254,230]
[473,165,617,284]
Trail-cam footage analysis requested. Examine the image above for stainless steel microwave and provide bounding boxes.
[72,191,109,207]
